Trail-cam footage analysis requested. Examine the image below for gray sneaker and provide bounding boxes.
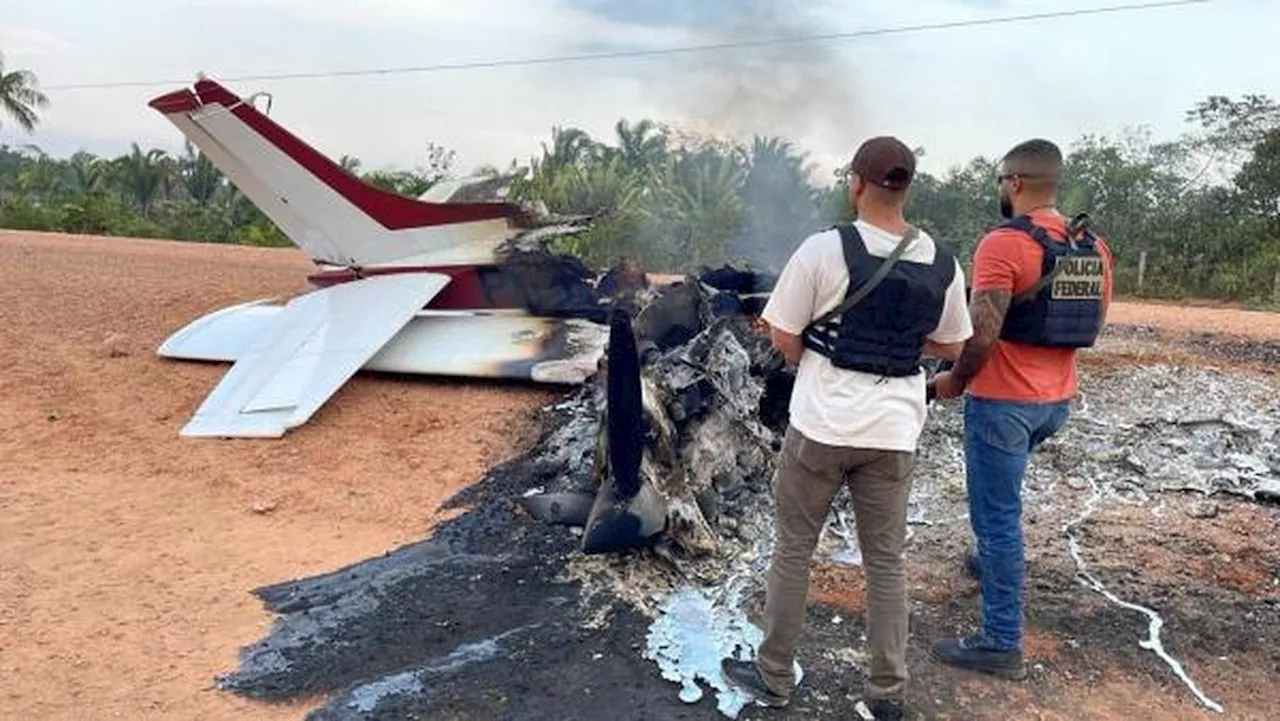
[720,658,790,708]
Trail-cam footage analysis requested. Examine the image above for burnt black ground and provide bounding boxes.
[1108,323,1280,365]
[218,393,1280,720]
[1187,334,1280,365]
[213,303,1280,720]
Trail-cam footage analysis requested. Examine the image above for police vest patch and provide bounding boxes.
[1050,256,1106,300]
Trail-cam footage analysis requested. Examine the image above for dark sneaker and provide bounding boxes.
[869,697,907,720]
[720,658,790,708]
[964,548,982,580]
[931,635,1027,681]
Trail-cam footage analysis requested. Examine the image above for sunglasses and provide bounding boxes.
[996,172,1047,185]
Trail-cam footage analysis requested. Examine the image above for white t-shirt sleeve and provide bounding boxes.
[927,257,974,343]
[761,239,818,335]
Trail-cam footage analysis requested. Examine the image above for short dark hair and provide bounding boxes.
[1002,138,1062,189]
[1003,138,1062,170]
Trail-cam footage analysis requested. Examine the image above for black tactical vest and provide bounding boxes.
[998,215,1106,348]
[803,224,955,377]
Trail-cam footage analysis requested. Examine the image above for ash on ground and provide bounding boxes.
[213,283,1280,720]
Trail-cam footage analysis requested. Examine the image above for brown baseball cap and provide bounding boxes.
[849,136,916,190]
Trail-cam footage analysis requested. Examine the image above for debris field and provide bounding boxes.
[1,229,1278,721]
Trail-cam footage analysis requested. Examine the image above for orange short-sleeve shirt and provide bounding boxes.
[966,208,1114,403]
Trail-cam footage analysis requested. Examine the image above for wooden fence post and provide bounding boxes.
[1273,266,1279,305]
[1137,250,1148,292]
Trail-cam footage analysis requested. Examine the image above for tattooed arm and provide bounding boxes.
[929,288,1011,400]
[950,288,1012,385]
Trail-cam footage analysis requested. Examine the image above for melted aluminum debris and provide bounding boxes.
[822,507,863,567]
[526,300,1276,715]
[959,365,1272,715]
[1050,366,1280,504]
[1065,477,1225,714]
[1040,364,1280,716]
[643,582,803,718]
[904,365,1279,526]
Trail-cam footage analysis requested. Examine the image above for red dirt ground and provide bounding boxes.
[1,230,1277,720]
[0,231,553,720]
[1106,300,1280,340]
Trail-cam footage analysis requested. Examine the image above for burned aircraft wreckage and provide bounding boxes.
[148,80,1280,718]
[207,226,821,718]
[213,220,1280,718]
[507,240,793,558]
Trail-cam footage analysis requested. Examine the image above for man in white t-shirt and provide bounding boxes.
[721,136,972,720]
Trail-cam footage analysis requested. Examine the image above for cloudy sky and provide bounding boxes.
[2,0,1277,183]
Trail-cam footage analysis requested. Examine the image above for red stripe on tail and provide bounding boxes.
[148,79,521,231]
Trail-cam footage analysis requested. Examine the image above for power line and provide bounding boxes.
[43,0,1212,91]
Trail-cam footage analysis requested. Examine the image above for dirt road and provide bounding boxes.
[0,230,1276,720]
[1107,300,1280,340]
[0,231,552,720]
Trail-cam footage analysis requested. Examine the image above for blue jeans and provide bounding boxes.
[963,396,1070,651]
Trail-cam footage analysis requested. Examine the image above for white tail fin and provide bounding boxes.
[149,79,521,268]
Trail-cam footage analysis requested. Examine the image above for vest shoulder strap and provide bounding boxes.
[836,222,873,278]
[807,224,919,330]
[932,242,957,289]
[999,215,1058,253]
[1001,213,1099,250]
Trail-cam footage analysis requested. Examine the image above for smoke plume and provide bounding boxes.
[648,0,865,179]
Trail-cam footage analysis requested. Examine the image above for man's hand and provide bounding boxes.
[770,326,804,367]
[928,370,965,400]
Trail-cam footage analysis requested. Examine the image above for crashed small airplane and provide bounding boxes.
[149,77,790,556]
[148,77,614,439]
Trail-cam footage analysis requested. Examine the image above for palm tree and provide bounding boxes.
[648,147,748,269]
[113,143,176,216]
[13,144,63,198]
[338,155,363,174]
[541,126,593,174]
[181,141,223,204]
[735,136,824,268]
[614,119,667,175]
[0,52,49,133]
[69,151,107,195]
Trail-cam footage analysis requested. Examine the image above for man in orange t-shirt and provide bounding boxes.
[928,139,1113,680]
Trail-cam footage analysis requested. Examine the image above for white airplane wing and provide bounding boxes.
[160,303,608,385]
[179,273,451,438]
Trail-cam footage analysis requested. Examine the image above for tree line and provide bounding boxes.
[1,52,1277,303]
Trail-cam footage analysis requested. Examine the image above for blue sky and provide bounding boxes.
[2,0,1277,183]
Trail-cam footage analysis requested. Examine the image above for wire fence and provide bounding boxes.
[1117,248,1280,306]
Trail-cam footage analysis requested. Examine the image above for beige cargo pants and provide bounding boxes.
[755,424,915,701]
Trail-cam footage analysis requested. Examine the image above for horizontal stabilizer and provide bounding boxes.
[178,273,450,438]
